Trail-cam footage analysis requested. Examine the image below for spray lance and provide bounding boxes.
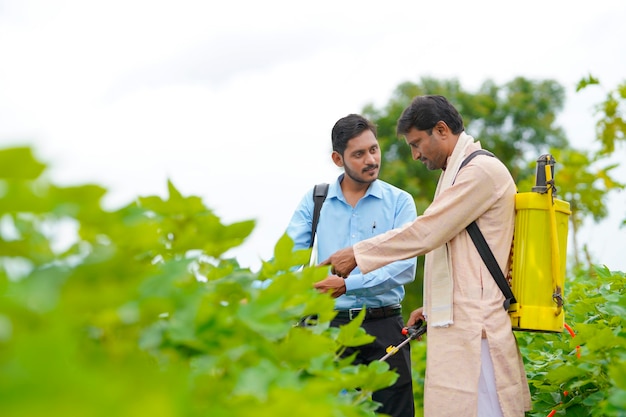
[379,320,427,362]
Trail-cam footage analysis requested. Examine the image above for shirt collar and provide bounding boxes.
[329,174,382,201]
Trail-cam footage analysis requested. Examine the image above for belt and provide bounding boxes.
[334,304,402,321]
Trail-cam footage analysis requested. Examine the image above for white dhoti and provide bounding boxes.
[478,339,505,417]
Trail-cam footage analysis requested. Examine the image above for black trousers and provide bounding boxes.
[331,313,415,417]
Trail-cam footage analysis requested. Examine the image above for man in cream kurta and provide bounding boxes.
[322,95,532,417]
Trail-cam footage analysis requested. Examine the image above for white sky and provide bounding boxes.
[1,0,625,271]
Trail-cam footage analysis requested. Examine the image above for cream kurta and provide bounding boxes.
[354,141,531,417]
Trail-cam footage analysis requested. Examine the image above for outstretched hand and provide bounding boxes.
[320,246,357,278]
[406,307,425,327]
[313,275,346,298]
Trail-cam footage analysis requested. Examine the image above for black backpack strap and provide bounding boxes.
[458,149,495,173]
[310,183,329,248]
[466,221,517,310]
[457,149,516,310]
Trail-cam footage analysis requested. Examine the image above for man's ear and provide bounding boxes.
[331,151,344,167]
[435,120,450,137]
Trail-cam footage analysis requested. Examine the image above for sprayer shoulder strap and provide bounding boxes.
[457,149,517,311]
[310,183,329,248]
[466,222,517,310]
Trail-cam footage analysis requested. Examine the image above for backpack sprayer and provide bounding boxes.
[509,154,571,332]
[379,320,427,362]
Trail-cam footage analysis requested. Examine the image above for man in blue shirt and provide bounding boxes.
[286,114,418,417]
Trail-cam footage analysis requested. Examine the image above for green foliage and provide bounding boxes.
[0,147,46,179]
[577,77,626,155]
[409,341,427,416]
[572,75,626,256]
[0,147,399,417]
[516,265,626,417]
[576,74,600,92]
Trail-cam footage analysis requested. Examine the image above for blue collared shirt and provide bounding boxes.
[286,175,418,310]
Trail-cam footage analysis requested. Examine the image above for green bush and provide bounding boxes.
[408,266,626,417]
[1,146,625,417]
[517,265,626,417]
[0,147,398,417]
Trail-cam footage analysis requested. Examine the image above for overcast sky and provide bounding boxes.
[1,0,625,271]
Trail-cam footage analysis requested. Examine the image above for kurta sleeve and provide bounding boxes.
[354,156,511,274]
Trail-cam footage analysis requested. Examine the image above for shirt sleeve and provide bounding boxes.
[354,156,509,275]
[285,189,314,251]
[344,191,418,295]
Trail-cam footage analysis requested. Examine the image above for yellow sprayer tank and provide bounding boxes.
[509,155,571,333]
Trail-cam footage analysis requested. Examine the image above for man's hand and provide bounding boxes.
[313,275,346,298]
[407,307,425,327]
[320,246,357,278]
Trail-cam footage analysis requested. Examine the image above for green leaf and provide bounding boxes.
[232,359,299,401]
[139,258,196,299]
[609,360,626,390]
[575,74,600,92]
[0,314,13,342]
[607,388,626,412]
[275,328,336,367]
[236,291,294,340]
[335,309,375,348]
[0,147,46,179]
[544,364,588,385]
[8,264,70,312]
[272,232,298,271]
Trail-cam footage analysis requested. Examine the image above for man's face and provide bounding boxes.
[337,129,381,184]
[403,126,448,170]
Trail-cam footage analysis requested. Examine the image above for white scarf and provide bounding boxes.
[424,132,475,327]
